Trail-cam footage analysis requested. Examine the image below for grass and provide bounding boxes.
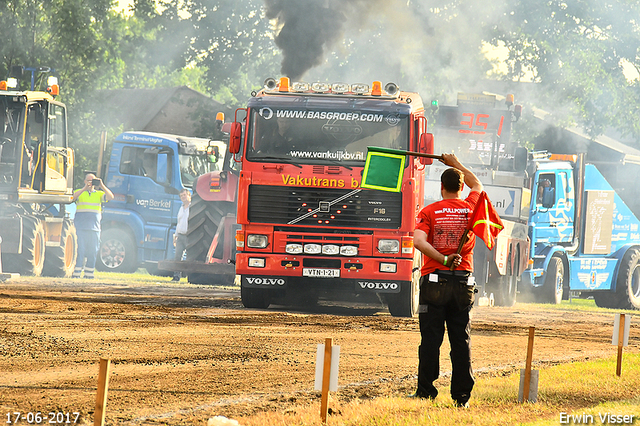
[236,354,640,426]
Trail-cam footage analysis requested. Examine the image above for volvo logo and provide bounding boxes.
[357,281,400,292]
[245,277,285,286]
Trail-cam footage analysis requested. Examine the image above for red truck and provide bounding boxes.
[229,78,434,316]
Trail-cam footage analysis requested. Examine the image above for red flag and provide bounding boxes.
[469,191,504,250]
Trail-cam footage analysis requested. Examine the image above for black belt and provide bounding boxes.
[434,269,470,277]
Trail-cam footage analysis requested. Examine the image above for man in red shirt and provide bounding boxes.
[411,153,483,408]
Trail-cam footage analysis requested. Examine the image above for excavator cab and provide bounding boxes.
[0,87,73,202]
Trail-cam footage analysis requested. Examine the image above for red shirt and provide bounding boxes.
[415,191,481,275]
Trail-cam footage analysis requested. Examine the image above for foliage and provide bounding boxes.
[489,0,640,141]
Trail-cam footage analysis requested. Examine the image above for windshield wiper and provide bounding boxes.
[252,155,303,168]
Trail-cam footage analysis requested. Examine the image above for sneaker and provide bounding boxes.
[453,400,469,408]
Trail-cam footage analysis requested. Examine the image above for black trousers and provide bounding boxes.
[417,273,475,403]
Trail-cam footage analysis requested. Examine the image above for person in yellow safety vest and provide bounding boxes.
[72,172,114,279]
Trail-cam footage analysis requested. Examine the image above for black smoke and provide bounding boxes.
[264,0,372,81]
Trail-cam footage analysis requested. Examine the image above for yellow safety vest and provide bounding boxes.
[75,190,105,213]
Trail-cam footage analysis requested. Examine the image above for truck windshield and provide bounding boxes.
[245,108,410,165]
[179,153,218,187]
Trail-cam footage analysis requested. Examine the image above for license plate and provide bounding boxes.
[303,268,340,278]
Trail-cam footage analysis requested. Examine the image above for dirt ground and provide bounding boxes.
[0,275,638,425]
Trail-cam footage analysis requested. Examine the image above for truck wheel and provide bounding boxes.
[186,199,234,263]
[614,248,640,309]
[186,186,235,284]
[593,292,619,308]
[97,229,138,273]
[42,220,77,277]
[498,253,518,307]
[3,217,46,276]
[145,262,172,277]
[386,252,421,317]
[487,251,518,307]
[241,284,271,309]
[542,256,564,304]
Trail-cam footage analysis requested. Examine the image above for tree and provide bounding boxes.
[489,0,640,142]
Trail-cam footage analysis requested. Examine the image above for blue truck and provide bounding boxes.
[522,152,640,309]
[98,131,227,275]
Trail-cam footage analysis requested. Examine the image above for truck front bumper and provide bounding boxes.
[521,268,545,288]
[236,253,413,294]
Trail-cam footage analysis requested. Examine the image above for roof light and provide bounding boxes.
[46,84,59,96]
[514,104,522,121]
[371,81,382,96]
[351,83,369,94]
[292,81,310,92]
[331,83,350,93]
[0,81,7,91]
[549,154,577,162]
[311,82,330,93]
[506,94,514,106]
[384,82,399,96]
[7,78,18,89]
[278,77,290,92]
[216,112,225,121]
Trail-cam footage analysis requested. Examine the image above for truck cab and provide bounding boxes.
[99,131,223,273]
[522,153,640,309]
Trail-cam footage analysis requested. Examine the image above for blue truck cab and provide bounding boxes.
[521,154,640,309]
[99,131,223,273]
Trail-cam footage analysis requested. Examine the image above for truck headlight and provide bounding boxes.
[248,258,265,267]
[380,262,397,273]
[322,244,340,255]
[378,239,400,254]
[304,244,322,254]
[286,243,303,254]
[340,245,358,256]
[247,234,268,248]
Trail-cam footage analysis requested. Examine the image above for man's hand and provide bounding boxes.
[449,253,462,267]
[439,153,462,168]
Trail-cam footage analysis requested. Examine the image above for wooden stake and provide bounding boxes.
[320,338,333,424]
[523,326,535,402]
[94,358,111,426]
[616,313,625,377]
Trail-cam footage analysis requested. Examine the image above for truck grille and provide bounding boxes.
[248,185,402,229]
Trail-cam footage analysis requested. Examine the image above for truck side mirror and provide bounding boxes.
[229,122,242,154]
[419,133,435,165]
[514,147,527,171]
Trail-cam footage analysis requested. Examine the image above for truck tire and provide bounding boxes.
[97,228,138,273]
[593,292,618,308]
[386,252,421,317]
[42,220,77,278]
[145,262,172,277]
[498,252,518,307]
[486,251,518,307]
[3,217,46,277]
[241,284,271,309]
[542,256,564,304]
[614,248,640,310]
[186,188,234,284]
